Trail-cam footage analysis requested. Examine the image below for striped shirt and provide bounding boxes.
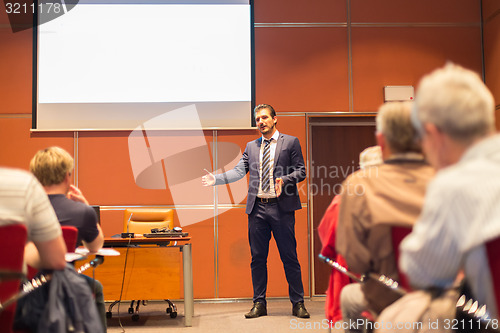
[400,134,500,318]
[0,167,62,243]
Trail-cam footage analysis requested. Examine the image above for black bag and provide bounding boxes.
[13,264,103,333]
[13,271,50,331]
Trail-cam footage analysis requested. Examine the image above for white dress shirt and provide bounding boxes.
[257,130,279,198]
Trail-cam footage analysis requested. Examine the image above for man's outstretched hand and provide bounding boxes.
[202,169,216,186]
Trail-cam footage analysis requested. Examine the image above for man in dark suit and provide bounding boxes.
[202,104,309,319]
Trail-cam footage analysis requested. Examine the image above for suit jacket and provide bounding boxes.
[214,132,306,214]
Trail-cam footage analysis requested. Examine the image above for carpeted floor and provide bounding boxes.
[106,298,343,332]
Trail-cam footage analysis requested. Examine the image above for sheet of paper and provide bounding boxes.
[75,247,120,256]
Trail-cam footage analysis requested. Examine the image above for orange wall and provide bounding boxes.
[483,0,500,130]
[0,1,486,299]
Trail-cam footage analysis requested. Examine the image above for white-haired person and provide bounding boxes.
[376,63,500,332]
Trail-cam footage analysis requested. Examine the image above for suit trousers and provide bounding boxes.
[248,201,304,306]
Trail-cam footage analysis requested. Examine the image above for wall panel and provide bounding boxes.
[99,209,124,237]
[350,0,480,23]
[77,131,169,205]
[77,130,215,207]
[0,118,73,169]
[351,27,482,111]
[181,215,216,299]
[482,0,500,19]
[255,27,349,112]
[217,207,252,298]
[482,0,500,130]
[0,28,32,114]
[254,0,346,23]
[483,7,500,116]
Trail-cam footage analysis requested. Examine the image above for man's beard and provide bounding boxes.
[260,124,274,134]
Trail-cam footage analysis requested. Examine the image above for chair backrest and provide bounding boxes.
[61,226,79,252]
[123,208,174,234]
[485,236,500,315]
[27,226,78,280]
[0,223,27,333]
[390,225,413,290]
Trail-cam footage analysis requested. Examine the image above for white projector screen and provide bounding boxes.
[34,0,254,130]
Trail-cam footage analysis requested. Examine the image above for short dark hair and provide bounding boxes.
[254,104,276,118]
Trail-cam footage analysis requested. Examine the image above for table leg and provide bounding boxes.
[182,243,193,326]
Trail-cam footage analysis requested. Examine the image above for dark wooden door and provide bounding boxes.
[309,116,376,295]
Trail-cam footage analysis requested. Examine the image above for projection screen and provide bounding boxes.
[34,0,254,130]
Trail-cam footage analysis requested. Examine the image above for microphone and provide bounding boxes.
[121,213,134,238]
[89,255,104,268]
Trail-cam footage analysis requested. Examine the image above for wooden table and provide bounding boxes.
[80,236,193,326]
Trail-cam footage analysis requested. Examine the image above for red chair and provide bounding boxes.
[485,236,500,317]
[391,226,413,290]
[25,226,79,283]
[61,226,78,252]
[0,223,28,333]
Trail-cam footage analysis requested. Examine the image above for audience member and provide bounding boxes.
[30,147,107,331]
[318,145,383,323]
[0,167,66,332]
[382,63,500,324]
[335,101,435,332]
[358,145,383,170]
[0,167,67,270]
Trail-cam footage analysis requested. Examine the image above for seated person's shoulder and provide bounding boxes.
[431,163,472,190]
[76,201,98,221]
[0,167,38,190]
[345,166,380,183]
[54,195,98,223]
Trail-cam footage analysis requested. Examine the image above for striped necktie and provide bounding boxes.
[261,139,271,193]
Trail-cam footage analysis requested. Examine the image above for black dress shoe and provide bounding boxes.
[292,301,310,318]
[245,302,267,319]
